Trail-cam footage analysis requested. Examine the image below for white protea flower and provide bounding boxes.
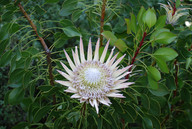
[159,1,188,25]
[55,37,134,114]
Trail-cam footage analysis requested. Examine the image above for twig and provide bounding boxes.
[99,0,107,47]
[18,3,56,105]
[125,32,147,79]
[173,60,178,98]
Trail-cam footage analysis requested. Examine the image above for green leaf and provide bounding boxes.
[155,15,166,29]
[8,87,24,105]
[102,31,118,45]
[186,57,191,69]
[62,26,81,37]
[20,97,32,111]
[142,8,157,28]
[176,0,181,8]
[59,0,77,16]
[150,28,177,46]
[154,57,169,73]
[12,122,29,129]
[0,39,9,55]
[148,76,158,90]
[166,76,176,90]
[141,94,150,110]
[130,13,137,33]
[137,6,146,25]
[181,88,191,103]
[72,10,82,22]
[149,99,161,115]
[9,68,25,83]
[125,18,131,34]
[0,50,12,67]
[60,19,74,27]
[147,66,161,81]
[155,32,177,44]
[114,39,128,52]
[33,106,52,123]
[149,84,169,96]
[154,47,178,61]
[2,11,13,21]
[67,111,81,124]
[45,0,59,3]
[143,117,153,129]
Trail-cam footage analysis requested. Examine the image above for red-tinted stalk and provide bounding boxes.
[172,3,176,16]
[125,32,147,79]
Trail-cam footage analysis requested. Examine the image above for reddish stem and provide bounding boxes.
[125,32,147,79]
[100,0,107,47]
[18,3,56,104]
[172,3,176,16]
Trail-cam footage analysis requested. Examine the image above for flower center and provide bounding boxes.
[84,68,101,85]
[72,61,114,99]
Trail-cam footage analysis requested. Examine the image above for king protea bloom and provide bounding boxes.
[159,1,188,25]
[56,37,133,114]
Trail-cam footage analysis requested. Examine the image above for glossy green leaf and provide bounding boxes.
[154,47,178,61]
[8,87,24,105]
[155,15,166,29]
[181,88,191,103]
[141,94,150,110]
[9,68,25,83]
[0,39,9,55]
[130,13,137,33]
[148,76,158,90]
[62,26,81,37]
[143,117,153,129]
[147,66,161,81]
[12,122,29,129]
[102,31,117,45]
[186,57,191,69]
[72,10,82,22]
[59,0,77,16]
[149,84,169,96]
[149,99,161,115]
[33,106,52,123]
[142,8,156,28]
[150,29,177,45]
[0,50,12,67]
[166,76,176,90]
[154,57,169,73]
[125,18,131,34]
[137,6,146,25]
[114,39,128,52]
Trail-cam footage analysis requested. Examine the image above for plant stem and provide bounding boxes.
[18,3,56,105]
[99,0,107,47]
[126,32,147,79]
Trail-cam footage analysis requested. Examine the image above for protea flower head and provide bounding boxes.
[56,37,134,114]
[159,1,188,25]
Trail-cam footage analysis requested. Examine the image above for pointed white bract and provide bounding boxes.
[56,37,133,114]
[159,2,189,25]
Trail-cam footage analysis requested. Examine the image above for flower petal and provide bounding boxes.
[112,82,134,90]
[106,92,125,98]
[64,87,77,93]
[93,99,99,114]
[60,61,73,76]
[80,37,86,63]
[87,38,92,61]
[98,98,110,106]
[110,54,126,70]
[75,46,81,65]
[55,80,72,87]
[57,70,73,81]
[106,52,119,66]
[112,65,132,77]
[93,38,100,61]
[115,72,131,81]
[89,99,94,107]
[100,40,109,63]
[64,50,76,71]
[71,94,81,98]
[105,46,115,64]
